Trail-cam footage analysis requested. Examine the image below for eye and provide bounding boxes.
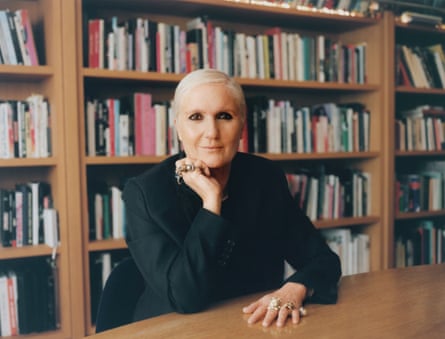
[216,112,233,120]
[188,112,203,120]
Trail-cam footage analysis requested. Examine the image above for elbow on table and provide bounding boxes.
[170,290,210,314]
[174,298,208,314]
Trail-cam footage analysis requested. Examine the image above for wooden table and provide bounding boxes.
[86,264,445,338]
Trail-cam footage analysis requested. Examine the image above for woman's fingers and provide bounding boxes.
[242,300,259,314]
[262,307,280,327]
[242,294,305,327]
[291,308,301,324]
[246,305,267,325]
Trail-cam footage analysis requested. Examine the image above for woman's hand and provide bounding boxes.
[242,282,307,327]
[175,157,223,214]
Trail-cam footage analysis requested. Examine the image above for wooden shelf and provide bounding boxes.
[395,210,445,220]
[85,155,168,165]
[395,20,445,34]
[0,157,59,167]
[314,216,380,229]
[83,0,379,32]
[396,86,445,95]
[0,65,53,80]
[0,0,407,338]
[84,67,379,92]
[391,14,445,269]
[0,0,73,337]
[0,244,59,260]
[88,239,127,252]
[84,152,379,165]
[395,150,445,157]
[261,151,379,161]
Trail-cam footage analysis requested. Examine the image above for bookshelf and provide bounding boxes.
[4,1,437,337]
[59,0,388,335]
[0,0,72,338]
[384,10,445,268]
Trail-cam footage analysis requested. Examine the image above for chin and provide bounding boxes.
[201,155,233,169]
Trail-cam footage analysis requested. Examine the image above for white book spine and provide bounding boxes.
[0,275,12,336]
[111,186,122,239]
[43,208,58,248]
[101,253,112,289]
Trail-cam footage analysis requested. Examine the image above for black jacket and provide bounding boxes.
[123,152,341,321]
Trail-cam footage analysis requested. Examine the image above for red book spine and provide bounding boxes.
[18,9,39,65]
[141,94,154,155]
[88,20,100,68]
[7,276,18,336]
[206,20,214,69]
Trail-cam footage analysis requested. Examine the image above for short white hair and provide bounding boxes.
[172,69,246,120]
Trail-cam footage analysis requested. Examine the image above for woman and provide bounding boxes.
[123,69,341,328]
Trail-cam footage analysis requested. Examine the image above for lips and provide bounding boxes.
[201,146,223,150]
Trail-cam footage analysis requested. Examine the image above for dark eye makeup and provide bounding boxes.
[187,111,234,120]
[216,112,233,120]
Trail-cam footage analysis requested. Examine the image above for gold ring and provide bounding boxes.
[184,163,195,172]
[283,301,295,311]
[267,297,281,311]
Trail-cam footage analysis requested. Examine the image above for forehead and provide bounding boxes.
[181,83,238,112]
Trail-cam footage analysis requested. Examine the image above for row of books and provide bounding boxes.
[227,0,374,17]
[85,95,179,157]
[286,167,371,221]
[396,169,445,213]
[0,182,58,248]
[396,43,445,89]
[246,97,370,154]
[87,15,367,83]
[89,250,129,323]
[321,228,370,276]
[88,182,125,241]
[395,219,445,267]
[85,94,370,157]
[395,105,445,152]
[0,258,58,336]
[0,95,52,159]
[0,8,39,66]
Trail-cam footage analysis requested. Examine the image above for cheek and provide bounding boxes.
[177,125,199,144]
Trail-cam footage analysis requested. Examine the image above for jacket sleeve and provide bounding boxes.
[123,177,234,314]
[279,171,342,304]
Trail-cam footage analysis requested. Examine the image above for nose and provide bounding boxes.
[203,118,219,138]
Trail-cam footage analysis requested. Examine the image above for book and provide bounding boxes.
[0,273,12,336]
[15,9,39,65]
[6,10,23,65]
[6,272,19,336]
[0,10,18,65]
[110,186,123,239]
[322,228,351,275]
